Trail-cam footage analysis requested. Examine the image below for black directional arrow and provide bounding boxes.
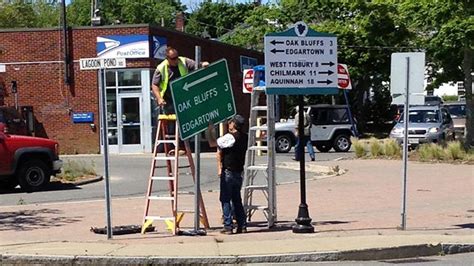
[318,70,334,76]
[321,61,335,67]
[270,40,284,45]
[271,48,285,54]
[317,79,333,85]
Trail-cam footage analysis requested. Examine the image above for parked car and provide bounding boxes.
[308,104,356,152]
[424,95,443,106]
[268,105,356,153]
[272,119,297,153]
[425,95,443,105]
[444,101,466,137]
[389,105,454,147]
[0,122,62,191]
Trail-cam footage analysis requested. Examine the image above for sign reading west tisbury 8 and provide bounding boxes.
[171,59,236,140]
[265,22,338,95]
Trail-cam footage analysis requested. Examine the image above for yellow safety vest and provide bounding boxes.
[157,56,188,97]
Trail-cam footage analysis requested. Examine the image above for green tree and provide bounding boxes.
[399,0,473,148]
[186,1,256,39]
[66,0,91,26]
[67,0,185,27]
[219,5,284,50]
[0,1,60,28]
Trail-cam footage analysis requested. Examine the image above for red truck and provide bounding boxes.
[0,123,62,191]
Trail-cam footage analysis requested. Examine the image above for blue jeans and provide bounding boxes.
[220,169,246,229]
[295,135,315,161]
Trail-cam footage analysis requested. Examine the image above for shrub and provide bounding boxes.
[57,159,96,181]
[418,143,444,161]
[384,139,401,158]
[352,138,366,158]
[444,141,465,160]
[369,138,383,157]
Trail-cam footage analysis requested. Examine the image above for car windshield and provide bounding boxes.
[446,104,466,118]
[399,110,440,123]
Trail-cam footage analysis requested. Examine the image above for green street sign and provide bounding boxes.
[171,59,236,140]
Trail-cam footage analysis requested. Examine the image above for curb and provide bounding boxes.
[1,243,472,265]
[72,176,103,186]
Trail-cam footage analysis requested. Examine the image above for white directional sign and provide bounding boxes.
[264,21,338,95]
[390,52,425,105]
[80,57,126,70]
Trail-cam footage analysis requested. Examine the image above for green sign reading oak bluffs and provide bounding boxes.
[171,59,236,140]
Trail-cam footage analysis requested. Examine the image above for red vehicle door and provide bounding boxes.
[0,123,11,174]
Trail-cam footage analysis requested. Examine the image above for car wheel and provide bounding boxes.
[333,134,351,152]
[275,134,292,153]
[18,159,51,191]
[315,144,331,152]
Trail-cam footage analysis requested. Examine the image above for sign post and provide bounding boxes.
[265,22,338,234]
[390,52,425,230]
[170,59,236,140]
[80,57,126,239]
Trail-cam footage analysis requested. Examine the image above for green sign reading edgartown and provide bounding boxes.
[171,59,236,140]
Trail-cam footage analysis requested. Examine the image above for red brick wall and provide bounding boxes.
[0,25,263,154]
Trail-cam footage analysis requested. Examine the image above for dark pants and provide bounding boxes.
[295,135,315,161]
[220,169,246,229]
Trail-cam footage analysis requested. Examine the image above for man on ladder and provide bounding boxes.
[152,46,209,115]
[143,46,209,235]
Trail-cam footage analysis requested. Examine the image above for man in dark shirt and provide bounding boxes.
[207,114,248,234]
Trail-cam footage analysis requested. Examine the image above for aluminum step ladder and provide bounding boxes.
[142,114,209,235]
[243,86,277,227]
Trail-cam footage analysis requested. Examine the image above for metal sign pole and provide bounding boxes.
[292,95,314,233]
[99,68,113,239]
[193,46,202,234]
[401,57,410,230]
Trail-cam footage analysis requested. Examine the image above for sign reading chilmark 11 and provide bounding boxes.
[171,59,236,140]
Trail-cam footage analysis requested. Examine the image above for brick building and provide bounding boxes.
[0,24,263,154]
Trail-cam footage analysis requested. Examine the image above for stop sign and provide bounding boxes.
[338,64,352,90]
[242,69,254,94]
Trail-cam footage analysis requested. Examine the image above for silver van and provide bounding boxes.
[389,105,455,147]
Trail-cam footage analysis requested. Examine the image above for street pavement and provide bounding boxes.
[0,157,473,264]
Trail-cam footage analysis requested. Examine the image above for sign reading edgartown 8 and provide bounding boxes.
[171,59,236,140]
[265,21,338,95]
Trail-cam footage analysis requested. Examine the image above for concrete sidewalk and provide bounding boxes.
[0,159,473,264]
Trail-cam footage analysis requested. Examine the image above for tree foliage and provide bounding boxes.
[1,0,472,143]
[0,0,60,28]
[399,0,473,147]
[67,0,185,27]
[185,1,255,39]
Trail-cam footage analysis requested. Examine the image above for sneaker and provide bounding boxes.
[236,227,247,234]
[311,158,315,161]
[220,227,233,235]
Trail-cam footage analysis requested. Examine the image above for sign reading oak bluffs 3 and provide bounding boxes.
[265,21,338,95]
[171,59,236,140]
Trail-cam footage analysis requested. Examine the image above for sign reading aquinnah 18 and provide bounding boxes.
[171,59,236,140]
[264,21,338,95]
